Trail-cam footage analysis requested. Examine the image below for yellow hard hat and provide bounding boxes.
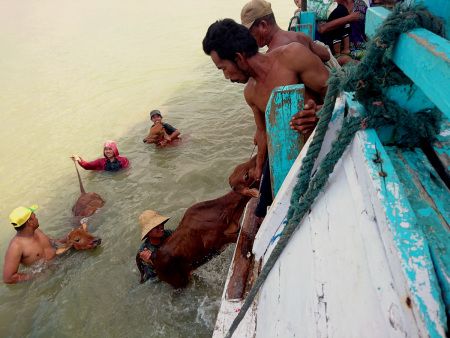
[9,205,38,227]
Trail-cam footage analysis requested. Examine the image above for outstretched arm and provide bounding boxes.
[3,245,39,284]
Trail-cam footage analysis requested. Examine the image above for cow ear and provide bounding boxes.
[81,222,87,230]
[56,244,72,254]
[242,187,259,198]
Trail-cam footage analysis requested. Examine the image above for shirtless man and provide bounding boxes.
[241,0,342,71]
[3,205,67,284]
[203,18,328,179]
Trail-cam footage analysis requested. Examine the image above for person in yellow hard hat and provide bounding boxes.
[3,205,67,284]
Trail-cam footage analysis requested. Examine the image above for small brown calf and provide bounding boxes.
[143,123,170,144]
[56,222,102,254]
[72,162,104,224]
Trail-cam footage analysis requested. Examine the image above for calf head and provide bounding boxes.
[229,155,259,198]
[56,222,102,254]
[143,123,169,144]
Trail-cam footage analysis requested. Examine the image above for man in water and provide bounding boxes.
[203,18,329,180]
[136,210,174,283]
[3,205,67,284]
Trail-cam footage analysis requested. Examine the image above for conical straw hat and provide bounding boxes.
[139,210,170,240]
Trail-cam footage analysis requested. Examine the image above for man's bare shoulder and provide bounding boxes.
[6,236,24,255]
[243,78,257,102]
[285,30,311,45]
[277,42,313,60]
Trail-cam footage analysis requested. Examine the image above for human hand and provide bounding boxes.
[348,11,361,22]
[70,155,81,162]
[158,140,168,148]
[140,248,153,263]
[289,99,320,134]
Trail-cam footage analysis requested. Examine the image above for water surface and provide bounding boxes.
[0,0,293,336]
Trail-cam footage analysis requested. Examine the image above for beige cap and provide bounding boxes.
[241,0,273,28]
[139,210,170,240]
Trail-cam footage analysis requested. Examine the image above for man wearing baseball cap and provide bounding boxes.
[3,205,67,284]
[241,0,338,69]
[136,210,174,283]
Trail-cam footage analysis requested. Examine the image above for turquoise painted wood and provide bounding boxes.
[386,145,450,321]
[265,85,305,197]
[299,12,316,39]
[365,8,450,118]
[360,128,447,336]
[290,12,316,39]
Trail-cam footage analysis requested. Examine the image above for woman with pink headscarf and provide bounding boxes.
[71,140,130,172]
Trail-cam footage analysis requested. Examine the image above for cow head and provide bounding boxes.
[143,123,167,144]
[229,155,259,198]
[56,222,102,254]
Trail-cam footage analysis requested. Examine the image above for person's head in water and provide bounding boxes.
[103,140,118,162]
[203,19,258,84]
[9,205,39,232]
[150,109,163,125]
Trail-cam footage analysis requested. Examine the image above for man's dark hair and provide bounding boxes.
[253,13,276,27]
[13,221,27,232]
[203,19,258,61]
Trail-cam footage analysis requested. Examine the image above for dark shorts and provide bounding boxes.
[328,4,351,46]
[254,160,273,218]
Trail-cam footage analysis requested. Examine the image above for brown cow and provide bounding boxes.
[143,123,171,144]
[150,156,258,289]
[72,160,104,223]
[56,222,102,254]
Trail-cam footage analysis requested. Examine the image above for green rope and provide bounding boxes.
[225,4,445,337]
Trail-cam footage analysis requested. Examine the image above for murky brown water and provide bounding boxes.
[0,0,293,336]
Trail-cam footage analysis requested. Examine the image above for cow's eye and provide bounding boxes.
[75,238,80,242]
[244,173,249,181]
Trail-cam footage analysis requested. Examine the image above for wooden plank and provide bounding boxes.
[355,129,447,336]
[265,85,305,197]
[385,146,450,318]
[255,136,425,336]
[365,7,450,118]
[254,94,346,259]
[299,12,316,39]
[365,6,390,39]
[225,198,259,301]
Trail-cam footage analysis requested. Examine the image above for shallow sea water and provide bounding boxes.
[0,0,293,336]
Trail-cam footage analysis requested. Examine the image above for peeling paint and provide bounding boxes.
[408,32,450,63]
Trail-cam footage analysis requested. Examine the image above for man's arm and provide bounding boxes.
[304,35,330,62]
[284,43,329,99]
[3,243,38,284]
[282,44,329,135]
[318,11,360,35]
[244,84,267,181]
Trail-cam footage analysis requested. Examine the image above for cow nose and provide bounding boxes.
[94,237,102,245]
[143,139,147,143]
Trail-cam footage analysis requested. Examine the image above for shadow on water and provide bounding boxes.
[0,62,255,337]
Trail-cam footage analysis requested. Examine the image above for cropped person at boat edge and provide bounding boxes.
[71,140,129,172]
[241,0,341,71]
[3,205,68,284]
[202,18,329,181]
